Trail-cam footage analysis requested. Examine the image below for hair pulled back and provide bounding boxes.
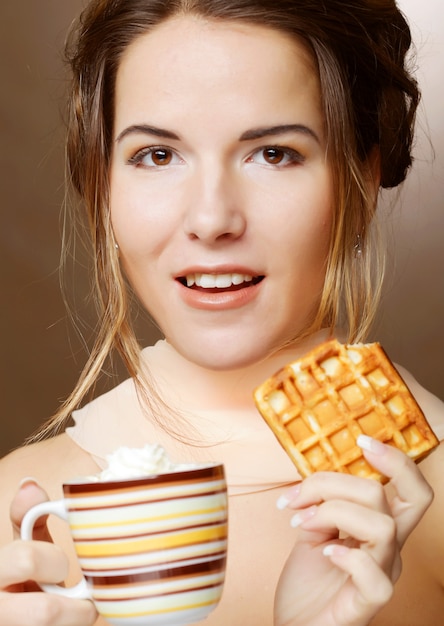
[46,0,420,433]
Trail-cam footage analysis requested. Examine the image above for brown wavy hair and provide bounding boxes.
[39,0,420,436]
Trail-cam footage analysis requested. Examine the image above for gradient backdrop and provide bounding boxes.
[1,0,443,456]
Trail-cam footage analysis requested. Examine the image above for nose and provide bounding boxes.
[183,164,246,243]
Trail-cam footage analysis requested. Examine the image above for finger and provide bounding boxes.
[357,436,434,543]
[0,541,69,589]
[10,479,53,542]
[323,543,394,624]
[278,470,391,515]
[0,591,97,626]
[358,435,431,501]
[292,500,396,570]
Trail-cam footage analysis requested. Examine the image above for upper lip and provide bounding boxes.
[175,265,263,278]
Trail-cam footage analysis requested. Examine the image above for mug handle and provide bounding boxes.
[20,500,90,599]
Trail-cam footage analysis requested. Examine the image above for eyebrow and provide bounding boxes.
[116,124,180,143]
[115,122,320,144]
[239,124,320,143]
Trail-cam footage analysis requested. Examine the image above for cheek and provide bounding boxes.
[110,182,173,256]
[256,167,333,238]
[300,179,334,255]
[282,205,333,288]
[311,211,334,274]
[278,193,333,261]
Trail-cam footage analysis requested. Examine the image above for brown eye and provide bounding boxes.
[262,147,285,164]
[128,146,182,169]
[247,146,305,167]
[151,148,173,166]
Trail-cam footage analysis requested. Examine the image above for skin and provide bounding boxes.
[0,15,442,626]
[110,16,333,370]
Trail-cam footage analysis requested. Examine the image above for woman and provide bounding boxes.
[0,1,442,625]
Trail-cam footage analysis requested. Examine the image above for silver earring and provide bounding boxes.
[354,234,363,257]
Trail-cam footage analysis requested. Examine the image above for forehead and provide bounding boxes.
[113,15,323,136]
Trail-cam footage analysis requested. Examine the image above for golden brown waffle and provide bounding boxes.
[254,339,439,482]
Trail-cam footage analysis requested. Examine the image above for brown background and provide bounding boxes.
[1,1,443,457]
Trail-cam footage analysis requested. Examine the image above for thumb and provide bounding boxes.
[11,478,54,542]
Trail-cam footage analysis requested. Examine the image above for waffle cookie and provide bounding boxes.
[254,339,438,482]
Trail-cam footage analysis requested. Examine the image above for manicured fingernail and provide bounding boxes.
[19,477,39,488]
[290,506,317,528]
[276,484,301,510]
[357,434,386,456]
[276,495,290,510]
[323,544,350,557]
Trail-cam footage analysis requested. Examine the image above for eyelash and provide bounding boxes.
[127,146,180,168]
[126,144,305,169]
[246,146,305,167]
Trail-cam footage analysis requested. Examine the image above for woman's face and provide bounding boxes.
[110,16,333,370]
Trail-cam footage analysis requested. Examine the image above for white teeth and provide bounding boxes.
[215,274,233,288]
[199,274,216,288]
[231,273,246,285]
[185,273,254,288]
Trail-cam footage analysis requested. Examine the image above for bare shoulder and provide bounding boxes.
[395,363,444,424]
[414,440,444,557]
[369,368,444,624]
[0,435,100,546]
[394,366,444,577]
[0,434,101,501]
[397,442,444,606]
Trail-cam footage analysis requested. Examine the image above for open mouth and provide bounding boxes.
[177,273,264,292]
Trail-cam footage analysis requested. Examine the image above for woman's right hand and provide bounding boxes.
[273,437,434,626]
[0,479,97,626]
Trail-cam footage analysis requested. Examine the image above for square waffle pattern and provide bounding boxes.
[254,339,439,482]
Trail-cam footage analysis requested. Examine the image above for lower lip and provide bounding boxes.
[175,280,263,310]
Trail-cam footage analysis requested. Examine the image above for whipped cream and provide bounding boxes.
[92,444,196,481]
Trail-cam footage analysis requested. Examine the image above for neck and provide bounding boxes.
[141,329,336,411]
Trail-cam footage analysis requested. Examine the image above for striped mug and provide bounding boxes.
[21,464,228,625]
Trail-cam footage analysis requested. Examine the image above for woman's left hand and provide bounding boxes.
[273,436,434,626]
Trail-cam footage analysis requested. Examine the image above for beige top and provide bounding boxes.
[66,337,444,495]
